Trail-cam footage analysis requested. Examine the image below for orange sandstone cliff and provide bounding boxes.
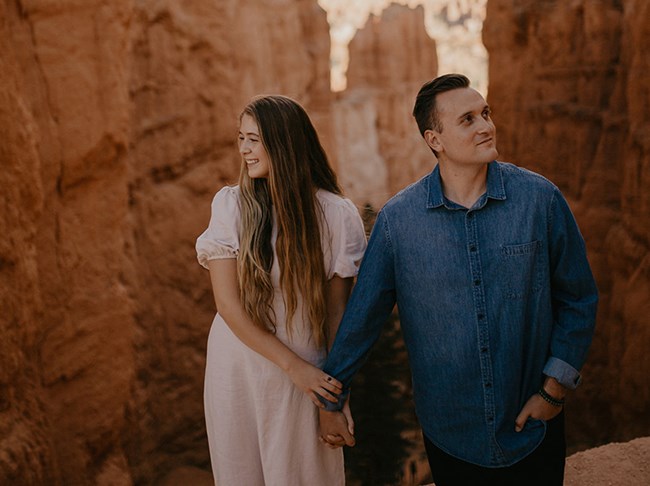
[1,0,649,484]
[0,0,332,483]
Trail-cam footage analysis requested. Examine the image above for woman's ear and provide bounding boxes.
[424,129,441,153]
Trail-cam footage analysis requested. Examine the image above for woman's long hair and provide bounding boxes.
[237,95,341,348]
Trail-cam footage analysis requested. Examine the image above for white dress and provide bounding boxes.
[196,186,367,486]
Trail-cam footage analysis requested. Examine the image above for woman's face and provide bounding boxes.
[238,114,270,179]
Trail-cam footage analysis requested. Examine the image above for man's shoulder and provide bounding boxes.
[382,172,431,213]
[497,161,559,195]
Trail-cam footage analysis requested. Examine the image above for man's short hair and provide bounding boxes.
[412,73,470,135]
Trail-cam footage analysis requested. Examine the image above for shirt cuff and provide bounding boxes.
[318,389,349,411]
[543,357,582,389]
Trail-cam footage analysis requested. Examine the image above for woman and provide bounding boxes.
[196,95,367,485]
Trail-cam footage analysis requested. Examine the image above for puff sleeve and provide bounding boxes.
[320,194,367,280]
[195,186,240,269]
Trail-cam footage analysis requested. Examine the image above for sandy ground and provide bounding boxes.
[564,437,650,486]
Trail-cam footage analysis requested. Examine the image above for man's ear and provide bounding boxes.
[424,129,441,153]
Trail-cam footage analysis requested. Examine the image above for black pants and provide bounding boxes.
[424,412,566,486]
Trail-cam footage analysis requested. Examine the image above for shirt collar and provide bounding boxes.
[426,160,506,209]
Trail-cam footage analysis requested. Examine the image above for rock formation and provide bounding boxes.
[320,0,487,93]
[334,4,437,209]
[2,0,649,483]
[1,1,136,483]
[484,0,650,448]
[0,0,332,483]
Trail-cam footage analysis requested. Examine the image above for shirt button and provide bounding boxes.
[474,279,481,286]
[478,313,485,320]
[481,347,488,353]
[469,245,477,252]
[485,382,492,388]
[487,416,494,423]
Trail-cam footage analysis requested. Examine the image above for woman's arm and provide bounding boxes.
[208,259,342,406]
[324,276,355,437]
[324,276,354,350]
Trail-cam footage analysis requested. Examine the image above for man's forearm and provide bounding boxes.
[543,376,567,400]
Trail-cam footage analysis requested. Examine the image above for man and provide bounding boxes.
[318,73,598,485]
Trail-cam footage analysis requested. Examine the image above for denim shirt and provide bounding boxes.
[323,161,598,467]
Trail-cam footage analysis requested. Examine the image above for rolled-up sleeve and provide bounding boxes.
[544,189,598,389]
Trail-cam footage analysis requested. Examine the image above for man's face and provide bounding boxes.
[425,87,498,167]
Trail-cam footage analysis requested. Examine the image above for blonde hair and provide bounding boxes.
[237,95,341,348]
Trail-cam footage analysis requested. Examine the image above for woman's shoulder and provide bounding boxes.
[214,184,240,198]
[316,189,364,235]
[211,184,240,206]
[316,190,367,275]
[209,185,241,222]
[315,188,357,212]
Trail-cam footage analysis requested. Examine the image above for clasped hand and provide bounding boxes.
[286,359,343,408]
[285,360,355,448]
[318,400,355,449]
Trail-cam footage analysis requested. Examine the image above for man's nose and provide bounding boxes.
[477,117,493,133]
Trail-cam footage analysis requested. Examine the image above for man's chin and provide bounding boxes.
[483,148,498,162]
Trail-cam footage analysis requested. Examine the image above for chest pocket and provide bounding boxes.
[500,240,543,299]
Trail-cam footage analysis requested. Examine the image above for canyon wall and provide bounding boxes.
[334,4,437,209]
[484,0,650,448]
[0,0,332,483]
[1,0,649,483]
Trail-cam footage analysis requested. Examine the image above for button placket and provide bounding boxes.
[465,211,497,437]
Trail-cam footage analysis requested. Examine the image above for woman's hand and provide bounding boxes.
[286,359,343,407]
[209,259,344,407]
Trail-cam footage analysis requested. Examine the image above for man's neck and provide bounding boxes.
[438,161,489,209]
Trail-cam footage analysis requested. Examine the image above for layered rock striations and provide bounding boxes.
[334,4,437,209]
[484,0,650,448]
[0,0,332,483]
[2,0,649,483]
[1,1,136,484]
